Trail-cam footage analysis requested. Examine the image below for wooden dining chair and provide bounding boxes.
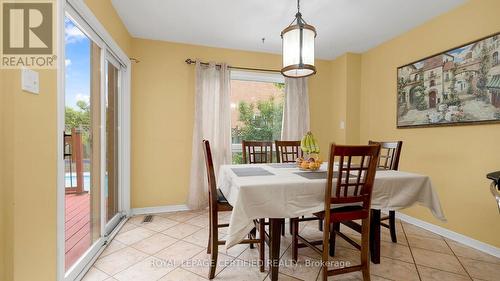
[203,140,266,279]
[369,140,403,243]
[242,140,286,236]
[275,140,324,234]
[291,143,380,281]
[275,140,302,163]
[242,140,274,164]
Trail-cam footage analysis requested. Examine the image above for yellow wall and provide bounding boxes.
[359,0,500,247]
[1,68,58,281]
[130,38,334,207]
[0,69,6,281]
[325,53,362,145]
[345,53,362,144]
[84,0,132,55]
[329,55,347,144]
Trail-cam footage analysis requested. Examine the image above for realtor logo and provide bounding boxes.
[1,1,56,68]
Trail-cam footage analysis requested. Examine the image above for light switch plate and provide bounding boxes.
[340,121,345,130]
[21,69,39,94]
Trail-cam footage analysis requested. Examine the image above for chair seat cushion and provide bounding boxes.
[313,205,368,222]
[217,188,229,204]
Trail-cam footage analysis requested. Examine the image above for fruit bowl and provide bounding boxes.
[299,166,321,172]
[296,157,322,171]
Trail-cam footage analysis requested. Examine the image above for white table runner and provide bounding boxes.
[218,163,446,249]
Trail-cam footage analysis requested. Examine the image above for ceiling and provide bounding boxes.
[111,0,466,60]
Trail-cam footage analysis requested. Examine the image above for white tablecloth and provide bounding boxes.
[218,163,446,249]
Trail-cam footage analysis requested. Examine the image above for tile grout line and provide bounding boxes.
[443,239,474,281]
[97,214,203,279]
[400,221,423,281]
[399,223,477,278]
[390,222,481,278]
[443,238,500,266]
[138,231,209,280]
[85,213,184,279]
[95,246,151,279]
[402,225,480,279]
[403,240,461,258]
[121,213,243,280]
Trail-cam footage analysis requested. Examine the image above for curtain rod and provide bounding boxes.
[185,58,282,74]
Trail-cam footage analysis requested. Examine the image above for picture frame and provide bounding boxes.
[397,32,500,128]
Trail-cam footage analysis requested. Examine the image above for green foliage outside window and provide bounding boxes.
[65,100,91,159]
[232,83,285,164]
[65,100,90,132]
[237,96,284,142]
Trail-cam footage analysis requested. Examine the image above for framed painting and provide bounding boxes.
[397,32,500,128]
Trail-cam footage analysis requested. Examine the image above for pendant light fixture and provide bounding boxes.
[281,0,317,78]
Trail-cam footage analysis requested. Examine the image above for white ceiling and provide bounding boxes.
[111,0,466,60]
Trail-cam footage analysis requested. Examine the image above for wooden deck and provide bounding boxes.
[65,192,90,270]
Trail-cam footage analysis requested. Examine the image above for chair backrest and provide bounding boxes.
[368,140,403,170]
[325,143,380,213]
[242,140,274,164]
[275,140,303,163]
[202,140,218,206]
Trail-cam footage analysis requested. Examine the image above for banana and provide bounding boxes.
[309,134,315,154]
[300,131,320,155]
[301,135,308,153]
[312,135,320,154]
[306,133,311,154]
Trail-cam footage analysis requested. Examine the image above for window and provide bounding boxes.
[493,52,499,66]
[430,80,436,87]
[230,71,285,163]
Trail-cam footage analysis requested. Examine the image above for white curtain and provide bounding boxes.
[188,61,232,210]
[281,77,310,140]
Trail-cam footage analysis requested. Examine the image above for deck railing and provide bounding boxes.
[64,128,85,194]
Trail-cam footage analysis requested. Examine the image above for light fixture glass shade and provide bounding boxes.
[281,24,316,78]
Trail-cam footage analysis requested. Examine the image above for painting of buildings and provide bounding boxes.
[397,33,500,127]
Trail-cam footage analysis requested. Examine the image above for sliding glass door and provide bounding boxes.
[63,11,126,279]
[104,54,121,235]
[64,16,102,272]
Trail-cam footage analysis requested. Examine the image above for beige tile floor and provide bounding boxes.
[83,210,500,281]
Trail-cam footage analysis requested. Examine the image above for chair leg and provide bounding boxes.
[207,210,212,254]
[249,228,256,249]
[318,219,323,231]
[208,210,218,279]
[361,217,371,281]
[259,218,265,272]
[321,218,330,281]
[329,222,339,257]
[291,218,299,262]
[389,210,397,243]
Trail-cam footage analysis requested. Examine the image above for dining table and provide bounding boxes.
[218,162,446,281]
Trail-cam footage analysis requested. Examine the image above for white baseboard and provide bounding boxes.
[131,204,190,216]
[396,212,500,258]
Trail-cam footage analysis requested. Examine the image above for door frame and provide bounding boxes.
[103,51,125,236]
[56,1,131,280]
